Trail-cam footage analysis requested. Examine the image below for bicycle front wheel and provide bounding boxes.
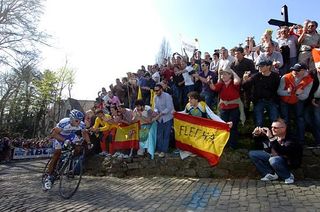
[59,156,83,199]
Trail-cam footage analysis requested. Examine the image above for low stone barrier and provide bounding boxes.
[84,147,320,179]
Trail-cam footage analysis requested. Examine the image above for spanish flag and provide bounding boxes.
[312,48,320,69]
[174,112,230,166]
[109,122,140,154]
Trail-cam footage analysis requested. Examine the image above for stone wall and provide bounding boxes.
[85,148,320,179]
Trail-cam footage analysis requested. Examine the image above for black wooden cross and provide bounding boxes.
[268,5,297,27]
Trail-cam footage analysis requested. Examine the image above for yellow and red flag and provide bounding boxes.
[109,122,140,154]
[312,48,320,69]
[174,112,230,166]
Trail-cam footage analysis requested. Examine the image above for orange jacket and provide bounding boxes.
[280,73,313,104]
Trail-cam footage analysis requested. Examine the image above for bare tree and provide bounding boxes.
[155,38,171,65]
[0,71,20,127]
[54,60,75,122]
[0,0,49,66]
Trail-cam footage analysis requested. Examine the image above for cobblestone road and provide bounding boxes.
[0,159,320,212]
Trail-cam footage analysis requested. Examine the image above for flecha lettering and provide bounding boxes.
[208,133,215,142]
[189,126,197,137]
[202,131,211,141]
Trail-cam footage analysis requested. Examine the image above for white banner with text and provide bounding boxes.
[13,148,54,159]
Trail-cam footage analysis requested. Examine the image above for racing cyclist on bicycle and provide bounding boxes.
[44,109,91,190]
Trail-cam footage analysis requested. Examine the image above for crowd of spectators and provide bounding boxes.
[1,19,319,164]
[0,137,52,162]
[89,19,319,153]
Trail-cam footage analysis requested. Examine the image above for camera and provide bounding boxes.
[189,70,195,75]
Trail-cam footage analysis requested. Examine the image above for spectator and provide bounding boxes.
[305,65,320,146]
[98,87,108,99]
[229,48,236,57]
[231,47,256,79]
[94,97,105,110]
[231,47,257,116]
[116,104,134,125]
[160,79,172,96]
[242,59,280,127]
[152,67,161,84]
[154,83,174,158]
[90,109,114,156]
[277,63,313,144]
[192,50,202,69]
[277,26,298,75]
[217,47,235,74]
[209,52,219,72]
[249,118,302,184]
[113,78,126,104]
[298,20,320,71]
[209,67,242,149]
[204,52,211,63]
[106,91,121,107]
[161,59,174,82]
[183,91,223,121]
[172,64,185,111]
[244,36,259,62]
[84,110,95,129]
[255,42,283,74]
[258,30,279,53]
[139,72,156,106]
[182,61,195,107]
[132,99,157,156]
[127,73,138,109]
[121,77,130,108]
[0,137,11,162]
[193,61,218,110]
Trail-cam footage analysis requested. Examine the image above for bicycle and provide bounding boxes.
[42,139,86,199]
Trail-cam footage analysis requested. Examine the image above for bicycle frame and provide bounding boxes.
[42,140,86,199]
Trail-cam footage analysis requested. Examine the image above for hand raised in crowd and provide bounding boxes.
[242,71,250,81]
[272,60,279,68]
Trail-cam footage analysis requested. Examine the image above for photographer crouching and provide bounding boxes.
[248,118,302,184]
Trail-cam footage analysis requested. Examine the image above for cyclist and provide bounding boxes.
[43,109,91,190]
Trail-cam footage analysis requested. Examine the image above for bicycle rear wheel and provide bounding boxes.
[59,156,83,199]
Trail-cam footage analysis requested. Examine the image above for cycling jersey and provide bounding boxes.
[57,118,86,135]
[53,118,86,149]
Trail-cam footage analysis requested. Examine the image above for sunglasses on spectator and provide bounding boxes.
[154,89,160,92]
